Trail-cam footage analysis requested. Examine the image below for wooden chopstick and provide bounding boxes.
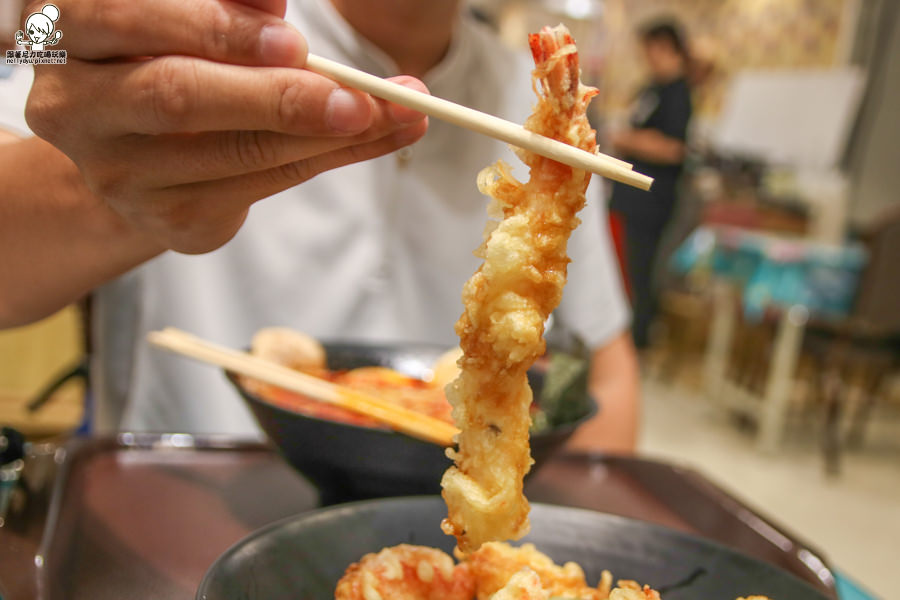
[304,54,654,191]
[147,328,459,447]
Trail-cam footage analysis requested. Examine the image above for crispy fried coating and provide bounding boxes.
[334,544,474,600]
[608,580,661,600]
[334,542,773,600]
[488,568,549,600]
[468,542,612,600]
[250,327,326,373]
[440,24,600,555]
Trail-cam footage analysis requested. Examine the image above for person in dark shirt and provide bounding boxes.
[609,20,693,349]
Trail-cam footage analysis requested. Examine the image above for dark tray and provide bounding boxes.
[0,434,836,599]
[34,435,318,600]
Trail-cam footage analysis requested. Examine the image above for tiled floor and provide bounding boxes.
[638,376,900,600]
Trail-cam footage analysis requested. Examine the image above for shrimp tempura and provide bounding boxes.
[440,24,599,554]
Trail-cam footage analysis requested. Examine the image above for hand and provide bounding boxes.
[24,0,428,254]
[609,128,685,165]
[609,129,633,155]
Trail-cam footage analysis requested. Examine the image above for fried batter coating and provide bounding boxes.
[488,568,549,600]
[334,542,772,600]
[334,544,474,600]
[441,24,600,554]
[250,327,326,373]
[608,580,661,600]
[468,542,613,600]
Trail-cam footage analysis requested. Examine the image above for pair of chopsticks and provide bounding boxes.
[304,54,653,191]
[147,328,459,447]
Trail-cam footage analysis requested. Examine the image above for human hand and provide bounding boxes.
[24,0,428,253]
[609,128,633,155]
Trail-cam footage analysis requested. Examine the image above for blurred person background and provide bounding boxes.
[606,18,692,351]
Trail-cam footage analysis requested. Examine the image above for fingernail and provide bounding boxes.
[388,78,429,123]
[390,104,428,124]
[326,89,372,133]
[394,119,427,144]
[259,24,304,66]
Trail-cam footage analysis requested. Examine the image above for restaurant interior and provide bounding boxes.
[1,0,898,599]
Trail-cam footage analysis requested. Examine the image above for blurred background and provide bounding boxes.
[1,0,898,597]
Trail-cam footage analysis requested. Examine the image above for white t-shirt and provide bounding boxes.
[0,0,630,435]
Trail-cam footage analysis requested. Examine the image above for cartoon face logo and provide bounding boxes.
[15,4,63,51]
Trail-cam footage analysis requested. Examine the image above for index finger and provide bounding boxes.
[46,57,428,138]
[36,0,307,67]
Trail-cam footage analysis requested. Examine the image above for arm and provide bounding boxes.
[611,128,685,165]
[554,179,638,452]
[0,135,162,328]
[23,0,427,254]
[565,331,641,454]
[2,0,429,328]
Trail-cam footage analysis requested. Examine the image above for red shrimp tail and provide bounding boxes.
[527,33,546,64]
[529,26,582,97]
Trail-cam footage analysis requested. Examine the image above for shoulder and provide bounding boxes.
[665,78,692,102]
[461,18,530,78]
[459,16,522,68]
[657,77,691,121]
[457,16,534,120]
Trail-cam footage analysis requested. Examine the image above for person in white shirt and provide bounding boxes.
[0,0,639,451]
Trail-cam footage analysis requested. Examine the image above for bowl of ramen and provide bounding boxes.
[196,496,831,600]
[228,332,596,504]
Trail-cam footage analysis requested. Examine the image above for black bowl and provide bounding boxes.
[227,342,596,504]
[197,497,830,600]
